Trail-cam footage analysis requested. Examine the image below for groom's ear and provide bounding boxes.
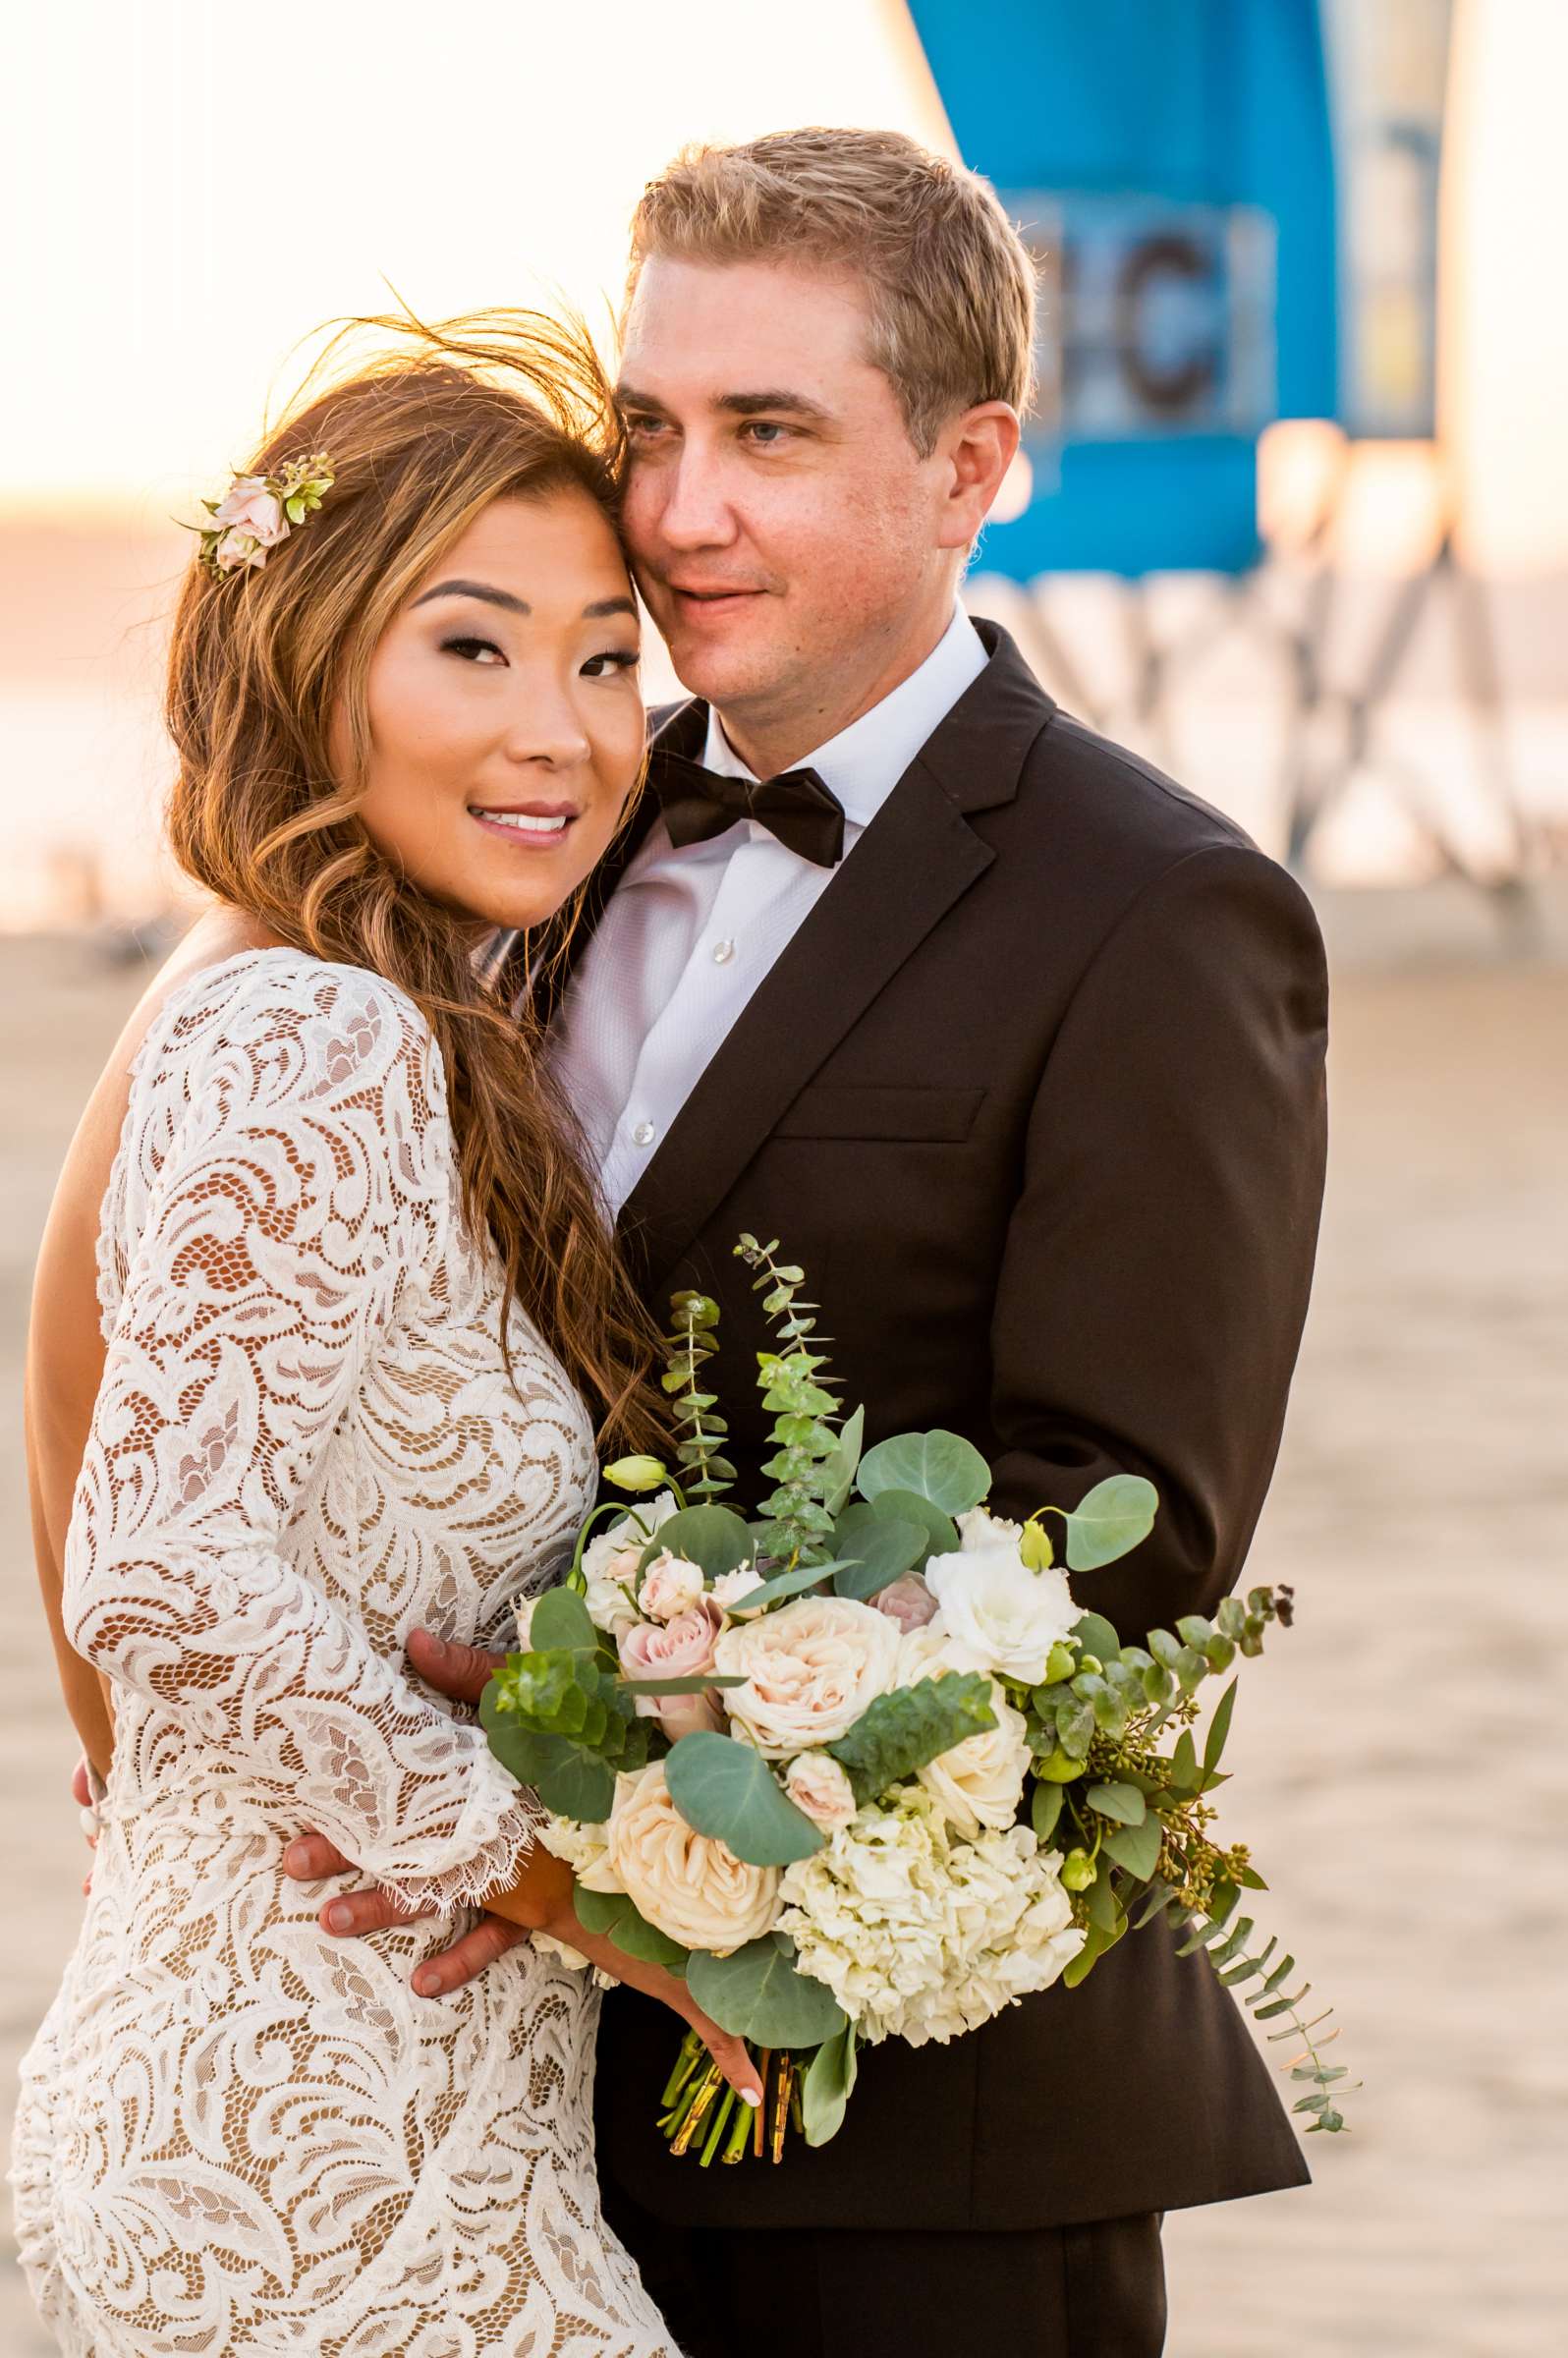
[935,401,1022,549]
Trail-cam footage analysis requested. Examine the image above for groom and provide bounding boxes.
[300,129,1327,2354]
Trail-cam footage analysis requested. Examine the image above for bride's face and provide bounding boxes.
[347,487,644,932]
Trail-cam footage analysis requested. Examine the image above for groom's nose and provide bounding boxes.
[644,442,740,555]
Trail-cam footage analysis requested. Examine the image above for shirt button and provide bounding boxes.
[711,938,736,966]
[632,1120,656,1148]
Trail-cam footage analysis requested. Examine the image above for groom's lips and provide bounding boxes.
[666,581,766,623]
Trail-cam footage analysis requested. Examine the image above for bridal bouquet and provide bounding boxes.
[481,1237,1351,2164]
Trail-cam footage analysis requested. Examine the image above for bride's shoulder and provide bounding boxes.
[141,947,445,1116]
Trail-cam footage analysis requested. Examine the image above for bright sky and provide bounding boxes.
[2,0,1564,567]
[0,0,948,516]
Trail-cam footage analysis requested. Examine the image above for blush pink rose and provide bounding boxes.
[618,1597,724,1738]
[874,1572,939,1634]
[212,477,288,545]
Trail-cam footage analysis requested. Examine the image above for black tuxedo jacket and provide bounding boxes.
[563,619,1324,2231]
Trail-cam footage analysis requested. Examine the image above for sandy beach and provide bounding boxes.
[2,908,1564,2356]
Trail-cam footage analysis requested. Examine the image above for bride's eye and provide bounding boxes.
[442,636,506,665]
[582,648,640,678]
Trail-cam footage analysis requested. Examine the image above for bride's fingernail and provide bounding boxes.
[327,1902,353,1932]
[741,2087,761,2106]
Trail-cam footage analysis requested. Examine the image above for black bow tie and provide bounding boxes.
[646,746,846,869]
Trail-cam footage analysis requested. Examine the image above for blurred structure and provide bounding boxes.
[906,0,1535,900]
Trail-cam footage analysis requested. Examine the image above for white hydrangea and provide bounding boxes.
[777,1786,1083,2047]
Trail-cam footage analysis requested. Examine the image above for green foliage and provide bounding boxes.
[1138,1891,1357,2133]
[661,1292,736,1503]
[820,1405,866,1518]
[735,1235,849,1561]
[855,1430,990,1517]
[1038,1474,1158,1571]
[635,1505,754,1584]
[529,1588,596,1654]
[574,1884,690,1970]
[481,1604,651,1824]
[828,1503,925,1600]
[802,2020,859,2146]
[664,1730,825,1866]
[687,1934,848,2048]
[826,1672,997,1807]
[859,1487,960,1567]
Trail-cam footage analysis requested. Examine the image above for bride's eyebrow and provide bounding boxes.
[413,580,530,615]
[411,584,637,622]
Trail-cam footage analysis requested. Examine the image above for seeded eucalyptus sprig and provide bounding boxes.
[660,1291,737,1503]
[736,1233,844,1561]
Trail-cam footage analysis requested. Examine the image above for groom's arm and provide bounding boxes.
[985,842,1328,1641]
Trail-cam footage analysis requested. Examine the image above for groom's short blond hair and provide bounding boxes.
[627,127,1037,456]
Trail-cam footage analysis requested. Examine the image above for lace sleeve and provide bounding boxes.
[63,957,540,1914]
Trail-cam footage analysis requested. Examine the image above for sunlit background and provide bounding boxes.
[2,5,1564,2354]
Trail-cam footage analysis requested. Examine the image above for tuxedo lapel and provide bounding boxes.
[614,776,981,1290]
[616,625,1055,1290]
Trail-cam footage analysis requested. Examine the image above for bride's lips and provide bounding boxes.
[467,799,580,849]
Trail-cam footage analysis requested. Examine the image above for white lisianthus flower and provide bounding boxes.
[956,1505,1024,1549]
[536,1814,623,1894]
[639,1549,705,1623]
[924,1538,1077,1685]
[783,1751,859,1829]
[605,1763,780,1952]
[581,1490,681,1637]
[895,1625,1032,1836]
[711,1563,767,1618]
[713,1594,900,1759]
[777,1786,1083,2047]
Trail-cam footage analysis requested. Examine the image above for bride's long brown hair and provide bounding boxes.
[164,309,660,1449]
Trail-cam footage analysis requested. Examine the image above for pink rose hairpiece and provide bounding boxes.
[193,450,335,580]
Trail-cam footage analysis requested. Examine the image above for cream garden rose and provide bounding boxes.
[712,1593,900,1758]
[639,1549,705,1623]
[896,1626,1032,1836]
[604,1763,780,1952]
[924,1535,1077,1684]
[581,1490,680,1637]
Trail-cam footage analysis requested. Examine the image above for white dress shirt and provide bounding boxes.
[549,603,989,1215]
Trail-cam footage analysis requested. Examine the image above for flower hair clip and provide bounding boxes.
[195,450,335,580]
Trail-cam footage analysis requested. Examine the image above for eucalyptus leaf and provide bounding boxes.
[865,1488,961,1566]
[1070,1611,1123,1666]
[529,1588,596,1653]
[821,1404,866,1518]
[826,1672,996,1807]
[1101,1816,1163,1879]
[687,1935,848,2048]
[664,1731,824,1866]
[1058,1475,1159,1572]
[635,1505,754,1583]
[1031,1780,1065,1843]
[802,2020,859,2147]
[1204,1677,1239,1773]
[617,1673,749,1697]
[1086,1781,1146,1825]
[829,1504,924,1600]
[529,1741,617,1823]
[573,1884,690,1969]
[856,1430,991,1516]
[730,1558,843,1613]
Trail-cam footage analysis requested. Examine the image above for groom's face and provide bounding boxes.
[617,256,946,722]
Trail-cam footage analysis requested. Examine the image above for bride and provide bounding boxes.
[11,313,756,2356]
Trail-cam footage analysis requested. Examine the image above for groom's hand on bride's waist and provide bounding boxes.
[280,1624,521,1995]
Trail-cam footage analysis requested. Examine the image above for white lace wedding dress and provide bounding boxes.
[11,950,679,2358]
